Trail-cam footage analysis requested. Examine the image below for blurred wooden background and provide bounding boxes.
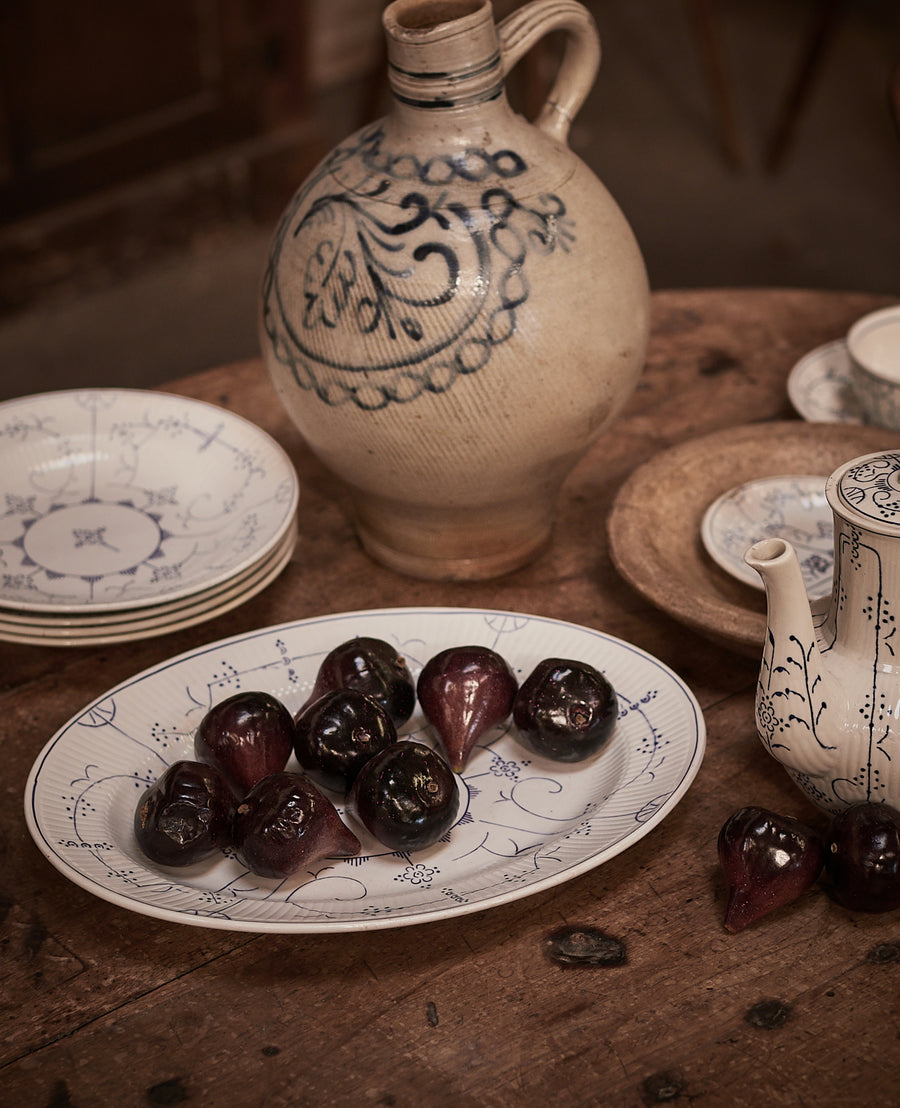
[0,0,896,399]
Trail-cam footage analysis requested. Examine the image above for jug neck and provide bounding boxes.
[384,0,507,115]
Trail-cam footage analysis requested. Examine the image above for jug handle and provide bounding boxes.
[498,0,600,145]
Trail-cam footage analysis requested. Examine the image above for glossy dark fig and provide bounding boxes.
[512,658,618,762]
[824,802,900,913]
[416,645,517,771]
[233,771,361,879]
[301,637,415,728]
[134,760,235,867]
[194,690,294,795]
[294,688,397,792]
[348,741,459,852]
[718,806,824,932]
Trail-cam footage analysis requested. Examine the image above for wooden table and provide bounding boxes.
[4,289,900,1107]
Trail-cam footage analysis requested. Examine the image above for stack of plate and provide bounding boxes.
[0,389,299,646]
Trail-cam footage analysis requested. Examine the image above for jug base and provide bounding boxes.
[351,497,553,581]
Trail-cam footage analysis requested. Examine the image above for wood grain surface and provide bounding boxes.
[3,289,899,1107]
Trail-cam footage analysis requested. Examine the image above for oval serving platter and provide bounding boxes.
[25,607,705,933]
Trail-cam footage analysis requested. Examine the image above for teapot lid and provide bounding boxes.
[826,450,900,535]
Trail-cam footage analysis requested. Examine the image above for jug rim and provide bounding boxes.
[384,0,489,36]
[383,0,502,110]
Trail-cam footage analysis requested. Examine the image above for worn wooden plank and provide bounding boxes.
[3,289,899,1105]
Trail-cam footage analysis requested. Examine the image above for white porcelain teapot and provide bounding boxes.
[745,450,900,813]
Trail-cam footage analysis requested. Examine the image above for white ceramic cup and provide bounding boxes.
[848,305,900,429]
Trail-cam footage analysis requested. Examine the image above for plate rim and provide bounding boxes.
[0,387,300,614]
[0,526,297,646]
[24,605,706,933]
[0,523,297,632]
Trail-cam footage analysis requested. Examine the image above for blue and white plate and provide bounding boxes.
[24,607,706,933]
[0,525,296,646]
[701,474,832,598]
[0,389,299,614]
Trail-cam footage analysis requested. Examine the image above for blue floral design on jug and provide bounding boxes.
[261,125,575,411]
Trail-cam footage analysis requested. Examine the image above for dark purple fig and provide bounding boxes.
[512,658,617,762]
[824,802,900,913]
[417,645,517,771]
[194,690,294,795]
[301,637,415,728]
[293,688,397,792]
[718,807,824,932]
[233,771,361,879]
[348,741,459,852]
[134,760,234,867]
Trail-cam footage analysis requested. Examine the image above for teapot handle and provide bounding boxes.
[497,0,600,145]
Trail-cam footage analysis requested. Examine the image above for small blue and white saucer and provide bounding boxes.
[787,339,863,424]
[701,474,833,599]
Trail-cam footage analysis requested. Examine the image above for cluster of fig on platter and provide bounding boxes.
[134,637,619,879]
[718,802,900,932]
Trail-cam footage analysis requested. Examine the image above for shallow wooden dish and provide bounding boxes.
[607,420,900,657]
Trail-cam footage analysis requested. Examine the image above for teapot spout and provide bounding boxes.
[745,537,818,645]
[744,538,835,777]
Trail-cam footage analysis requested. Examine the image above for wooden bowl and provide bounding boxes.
[607,420,900,656]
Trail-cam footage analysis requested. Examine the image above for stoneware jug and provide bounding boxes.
[745,450,900,814]
[260,0,649,580]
